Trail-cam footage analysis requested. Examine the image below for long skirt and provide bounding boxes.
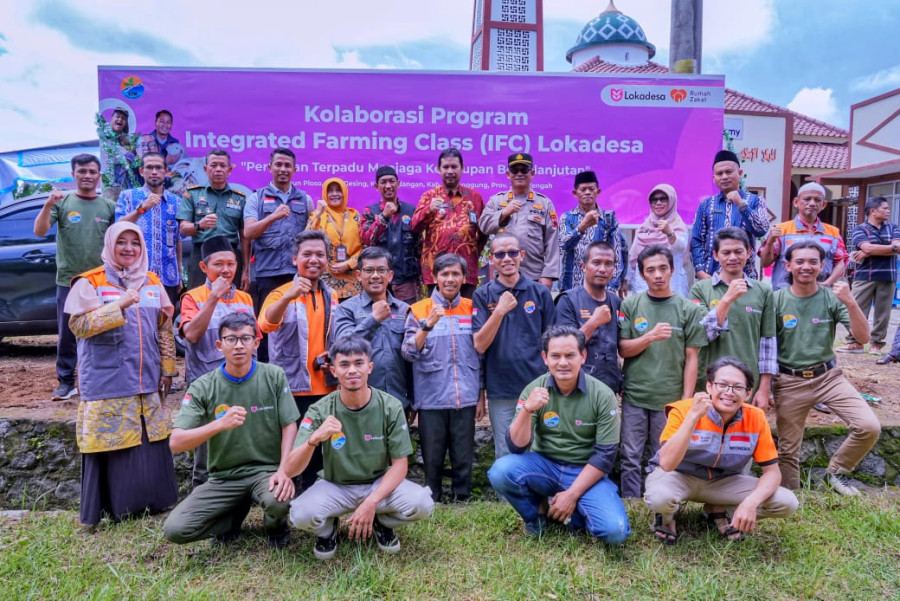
[80,418,178,525]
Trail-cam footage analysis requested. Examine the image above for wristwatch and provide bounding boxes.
[194,221,202,231]
[420,319,434,332]
[892,243,899,254]
[137,205,147,215]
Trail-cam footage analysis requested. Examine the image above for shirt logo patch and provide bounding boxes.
[214,404,229,419]
[181,394,192,407]
[782,314,798,329]
[617,311,626,321]
[580,309,592,319]
[300,417,313,430]
[692,298,701,304]
[634,317,649,332]
[363,434,384,441]
[67,211,82,223]
[811,317,832,324]
[331,432,347,449]
[532,203,544,210]
[709,299,720,307]
[402,215,411,224]
[542,411,560,428]
[523,300,536,314]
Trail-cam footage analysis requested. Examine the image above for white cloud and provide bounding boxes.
[787,87,840,123]
[851,64,900,92]
[0,0,779,152]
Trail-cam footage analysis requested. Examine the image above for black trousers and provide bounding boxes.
[251,273,294,362]
[417,406,476,501]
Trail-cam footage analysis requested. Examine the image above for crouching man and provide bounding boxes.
[163,312,299,548]
[285,338,434,560]
[488,325,630,543]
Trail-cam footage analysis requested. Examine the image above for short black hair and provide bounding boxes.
[865,196,888,217]
[491,231,521,250]
[329,337,372,361]
[541,324,586,353]
[71,153,101,171]
[155,109,173,121]
[270,148,296,164]
[206,149,231,164]
[140,152,165,166]
[784,239,825,262]
[218,312,257,338]
[293,230,329,255]
[637,244,674,273]
[433,252,467,277]
[706,356,755,390]
[582,240,615,264]
[358,246,393,270]
[437,147,464,167]
[713,227,752,252]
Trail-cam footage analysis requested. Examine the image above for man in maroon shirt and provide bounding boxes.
[410,149,485,299]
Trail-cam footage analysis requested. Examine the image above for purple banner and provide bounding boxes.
[98,67,724,223]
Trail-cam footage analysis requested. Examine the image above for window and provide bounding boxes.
[868,180,900,225]
[0,206,56,246]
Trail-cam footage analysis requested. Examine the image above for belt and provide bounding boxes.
[778,358,836,379]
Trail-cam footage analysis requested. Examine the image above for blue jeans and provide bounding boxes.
[488,452,630,544]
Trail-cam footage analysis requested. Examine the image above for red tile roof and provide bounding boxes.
[573,58,848,139]
[792,141,848,170]
[725,88,848,138]
[572,57,669,74]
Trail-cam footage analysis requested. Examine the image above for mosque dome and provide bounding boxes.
[566,1,656,65]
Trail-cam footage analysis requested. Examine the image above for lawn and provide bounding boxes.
[1,491,898,600]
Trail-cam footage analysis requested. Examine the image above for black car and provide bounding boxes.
[0,194,191,351]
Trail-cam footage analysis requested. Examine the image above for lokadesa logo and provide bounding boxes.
[670,89,688,103]
[601,84,724,108]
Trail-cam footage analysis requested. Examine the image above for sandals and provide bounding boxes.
[702,511,745,542]
[652,513,678,546]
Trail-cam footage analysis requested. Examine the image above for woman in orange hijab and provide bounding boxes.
[306,177,362,301]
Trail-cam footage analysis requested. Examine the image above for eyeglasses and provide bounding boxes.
[509,166,531,175]
[492,250,522,260]
[713,381,750,395]
[221,335,256,347]
[361,267,390,275]
[650,196,669,204]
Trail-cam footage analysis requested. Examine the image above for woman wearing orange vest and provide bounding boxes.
[65,221,178,525]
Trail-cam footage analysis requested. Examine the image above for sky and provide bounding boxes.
[1,0,899,152]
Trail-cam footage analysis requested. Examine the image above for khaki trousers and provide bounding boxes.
[773,367,881,489]
[644,467,798,520]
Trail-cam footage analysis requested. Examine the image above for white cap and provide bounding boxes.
[797,182,826,198]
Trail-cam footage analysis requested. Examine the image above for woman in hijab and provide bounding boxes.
[628,184,691,296]
[306,177,362,301]
[65,221,178,526]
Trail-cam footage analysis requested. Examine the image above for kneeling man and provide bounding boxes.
[164,312,299,548]
[286,338,434,560]
[488,325,630,543]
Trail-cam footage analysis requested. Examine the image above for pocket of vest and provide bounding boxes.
[91,328,124,368]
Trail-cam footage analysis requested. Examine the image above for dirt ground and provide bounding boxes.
[2,320,900,429]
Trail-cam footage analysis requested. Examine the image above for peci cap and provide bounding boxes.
[713,149,740,167]
[201,235,235,261]
[573,170,599,188]
[374,165,398,183]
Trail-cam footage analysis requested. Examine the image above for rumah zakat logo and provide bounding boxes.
[610,88,624,102]
[670,89,688,103]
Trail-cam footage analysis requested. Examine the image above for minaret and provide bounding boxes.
[469,0,544,71]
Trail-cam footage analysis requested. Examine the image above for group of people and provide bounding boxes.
[34,142,889,555]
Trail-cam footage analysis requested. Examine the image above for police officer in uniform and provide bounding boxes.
[479,153,560,289]
[177,149,250,290]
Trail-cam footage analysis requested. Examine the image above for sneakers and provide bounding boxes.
[868,344,884,356]
[812,402,832,415]
[836,343,864,354]
[825,471,861,496]
[267,524,291,549]
[523,515,548,536]
[314,518,339,560]
[50,382,78,401]
[373,518,400,553]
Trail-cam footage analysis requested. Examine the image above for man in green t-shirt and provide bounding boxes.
[618,245,706,498]
[33,154,115,401]
[690,227,776,407]
[773,240,880,496]
[285,337,434,560]
[487,325,629,543]
[163,312,299,548]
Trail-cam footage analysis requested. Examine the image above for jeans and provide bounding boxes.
[488,452,630,544]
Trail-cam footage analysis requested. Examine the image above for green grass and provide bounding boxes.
[1,491,898,600]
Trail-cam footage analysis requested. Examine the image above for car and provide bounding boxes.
[0,193,191,353]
